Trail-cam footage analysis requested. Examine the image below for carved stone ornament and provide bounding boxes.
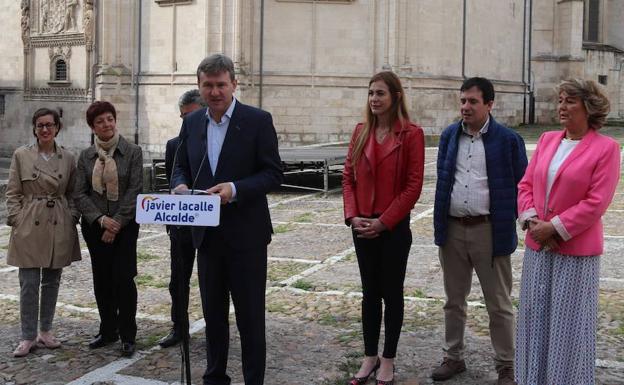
[40,0,80,34]
[21,0,30,46]
[65,0,79,31]
[155,0,193,6]
[23,1,91,101]
[48,46,72,59]
[83,0,93,49]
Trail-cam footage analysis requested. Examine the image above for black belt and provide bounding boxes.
[449,215,489,226]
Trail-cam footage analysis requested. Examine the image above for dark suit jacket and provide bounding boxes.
[172,101,283,250]
[74,135,143,228]
[165,136,181,185]
[165,136,187,236]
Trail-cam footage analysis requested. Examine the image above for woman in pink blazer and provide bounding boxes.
[515,79,621,385]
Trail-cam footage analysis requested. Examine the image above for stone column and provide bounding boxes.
[95,0,139,139]
[97,0,136,72]
[21,0,31,96]
[532,0,585,123]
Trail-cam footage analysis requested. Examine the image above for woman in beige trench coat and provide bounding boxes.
[6,108,81,357]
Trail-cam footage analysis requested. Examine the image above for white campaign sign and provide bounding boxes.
[135,194,220,226]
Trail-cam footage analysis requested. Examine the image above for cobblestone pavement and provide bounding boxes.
[1,139,623,384]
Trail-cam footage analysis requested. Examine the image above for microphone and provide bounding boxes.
[190,123,209,195]
[169,130,188,194]
[191,149,208,195]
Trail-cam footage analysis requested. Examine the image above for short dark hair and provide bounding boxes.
[32,108,62,138]
[460,77,495,103]
[86,101,117,128]
[178,89,205,108]
[196,54,236,83]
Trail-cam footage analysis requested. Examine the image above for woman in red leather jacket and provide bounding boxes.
[343,71,425,385]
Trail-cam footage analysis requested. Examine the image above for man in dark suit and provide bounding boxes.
[158,89,205,349]
[172,54,283,385]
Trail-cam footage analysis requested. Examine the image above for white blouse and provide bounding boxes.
[545,138,580,208]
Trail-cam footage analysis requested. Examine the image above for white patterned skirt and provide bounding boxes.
[515,247,600,385]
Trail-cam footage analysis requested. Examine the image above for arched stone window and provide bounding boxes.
[48,53,71,86]
[55,59,67,81]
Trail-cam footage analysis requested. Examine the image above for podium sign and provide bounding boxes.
[135,194,220,226]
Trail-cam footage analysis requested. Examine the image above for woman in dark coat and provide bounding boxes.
[73,101,143,357]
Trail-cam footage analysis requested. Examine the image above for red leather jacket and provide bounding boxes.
[342,120,425,230]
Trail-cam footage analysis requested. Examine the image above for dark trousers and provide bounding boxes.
[353,216,412,358]
[82,219,139,343]
[198,233,267,385]
[168,226,196,334]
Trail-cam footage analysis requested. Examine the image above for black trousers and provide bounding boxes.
[198,232,267,385]
[168,226,196,334]
[82,219,139,343]
[352,216,412,358]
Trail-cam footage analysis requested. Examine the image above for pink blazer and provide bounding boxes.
[517,129,621,256]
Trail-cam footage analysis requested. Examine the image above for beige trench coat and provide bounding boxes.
[6,143,81,268]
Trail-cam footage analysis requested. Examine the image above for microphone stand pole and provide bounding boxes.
[173,229,192,385]
[169,135,192,385]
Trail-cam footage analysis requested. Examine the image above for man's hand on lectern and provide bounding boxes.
[206,183,233,204]
[173,184,189,194]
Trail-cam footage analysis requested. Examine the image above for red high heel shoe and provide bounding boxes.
[347,358,381,385]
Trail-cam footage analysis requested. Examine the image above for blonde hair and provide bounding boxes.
[557,78,610,129]
[351,71,410,168]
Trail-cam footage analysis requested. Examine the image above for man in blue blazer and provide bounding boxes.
[172,54,283,385]
[432,77,527,385]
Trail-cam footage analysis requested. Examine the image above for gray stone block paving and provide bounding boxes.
[1,137,623,384]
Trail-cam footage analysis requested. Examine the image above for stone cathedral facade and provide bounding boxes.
[0,0,622,158]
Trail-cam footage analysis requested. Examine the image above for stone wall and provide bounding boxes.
[584,48,624,120]
[607,0,624,49]
[1,0,623,159]
[0,94,91,158]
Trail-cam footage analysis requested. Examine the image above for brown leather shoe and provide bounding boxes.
[497,367,516,385]
[431,357,466,381]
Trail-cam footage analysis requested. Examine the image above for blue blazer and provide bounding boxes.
[172,101,283,250]
[433,116,528,257]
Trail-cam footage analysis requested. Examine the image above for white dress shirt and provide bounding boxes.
[206,97,237,200]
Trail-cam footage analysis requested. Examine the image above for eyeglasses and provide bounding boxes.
[35,123,57,130]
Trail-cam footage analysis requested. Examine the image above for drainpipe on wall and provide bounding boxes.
[90,0,100,146]
[91,0,99,103]
[528,0,535,124]
[134,0,142,145]
[615,59,624,119]
[258,0,265,109]
[522,0,527,125]
[461,0,467,79]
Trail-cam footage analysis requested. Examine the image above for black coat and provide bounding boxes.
[171,101,283,250]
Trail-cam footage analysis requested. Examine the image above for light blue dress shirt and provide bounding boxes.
[449,117,490,217]
[206,98,237,200]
